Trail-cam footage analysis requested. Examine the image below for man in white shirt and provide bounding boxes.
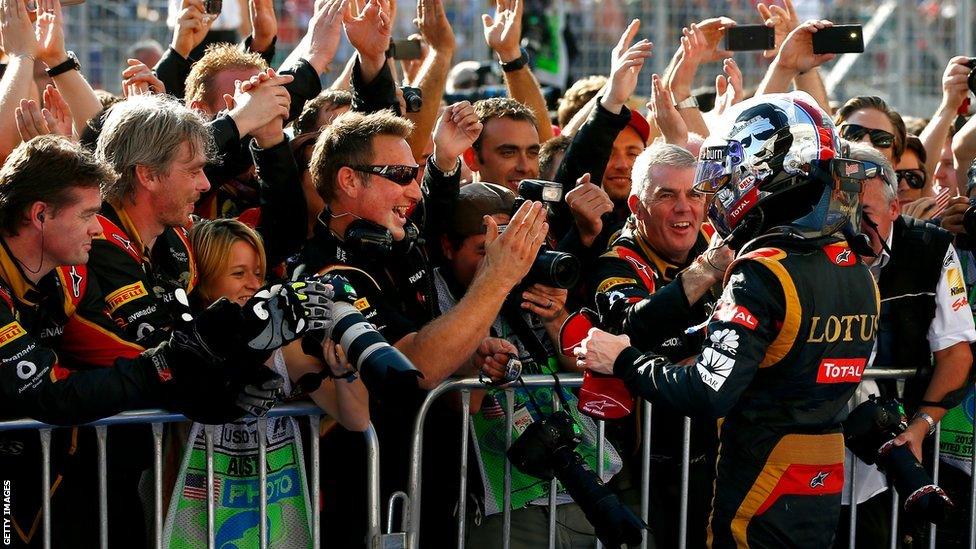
[837,143,976,547]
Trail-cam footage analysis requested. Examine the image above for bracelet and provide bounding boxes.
[911,411,937,437]
[674,96,699,110]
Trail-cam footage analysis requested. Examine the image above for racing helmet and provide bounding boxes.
[694,92,864,245]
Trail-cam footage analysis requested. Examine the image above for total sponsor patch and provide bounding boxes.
[597,277,637,293]
[106,281,149,313]
[715,302,758,330]
[816,358,865,383]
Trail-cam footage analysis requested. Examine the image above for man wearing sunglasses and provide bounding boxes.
[835,96,907,164]
[840,143,975,547]
[294,106,550,547]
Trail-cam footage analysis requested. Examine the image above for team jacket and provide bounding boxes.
[85,202,197,348]
[613,235,879,430]
[593,223,716,356]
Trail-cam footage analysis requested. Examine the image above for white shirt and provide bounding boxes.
[843,236,976,504]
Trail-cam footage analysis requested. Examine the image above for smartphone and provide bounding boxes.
[204,0,222,15]
[724,25,775,52]
[389,39,423,61]
[812,25,864,54]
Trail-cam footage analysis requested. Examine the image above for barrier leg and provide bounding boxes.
[205,424,216,549]
[40,428,51,549]
[153,423,163,549]
[366,424,381,547]
[595,420,606,549]
[889,487,899,549]
[96,425,108,549]
[929,423,941,549]
[258,418,268,549]
[549,397,560,549]
[503,388,514,549]
[640,401,652,549]
[458,390,471,549]
[848,459,858,549]
[309,415,321,549]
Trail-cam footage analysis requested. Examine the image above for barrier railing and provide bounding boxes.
[393,369,976,549]
[0,402,381,549]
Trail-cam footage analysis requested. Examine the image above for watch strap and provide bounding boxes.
[499,48,529,72]
[912,411,937,437]
[46,51,80,78]
[674,95,699,110]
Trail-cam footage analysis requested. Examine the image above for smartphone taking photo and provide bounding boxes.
[812,25,864,54]
[724,25,775,51]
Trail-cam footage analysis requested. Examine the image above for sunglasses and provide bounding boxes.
[861,161,895,189]
[839,123,895,149]
[350,164,419,186]
[896,168,926,190]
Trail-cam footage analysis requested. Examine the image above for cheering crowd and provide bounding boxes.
[0,0,976,547]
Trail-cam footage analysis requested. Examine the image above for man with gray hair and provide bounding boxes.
[90,94,213,348]
[838,142,975,547]
[590,142,732,548]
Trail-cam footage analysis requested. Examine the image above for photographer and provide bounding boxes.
[590,143,730,548]
[434,182,619,548]
[293,106,548,546]
[848,143,975,546]
[577,93,878,547]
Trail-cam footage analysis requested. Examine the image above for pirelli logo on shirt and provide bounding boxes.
[597,277,637,293]
[0,321,26,348]
[106,281,149,313]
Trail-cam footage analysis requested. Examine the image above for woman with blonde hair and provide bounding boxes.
[163,218,368,548]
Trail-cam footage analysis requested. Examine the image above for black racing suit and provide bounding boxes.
[591,223,719,548]
[610,235,879,548]
[0,237,168,547]
[84,201,198,349]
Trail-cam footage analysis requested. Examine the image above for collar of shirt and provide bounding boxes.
[867,229,894,281]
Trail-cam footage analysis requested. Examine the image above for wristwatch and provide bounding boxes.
[912,411,937,437]
[46,51,80,78]
[499,48,529,73]
[674,96,699,110]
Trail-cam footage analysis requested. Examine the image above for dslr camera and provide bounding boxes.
[843,396,952,522]
[510,180,581,289]
[507,410,645,548]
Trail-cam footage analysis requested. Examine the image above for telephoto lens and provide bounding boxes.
[507,411,646,547]
[525,249,581,289]
[843,397,952,522]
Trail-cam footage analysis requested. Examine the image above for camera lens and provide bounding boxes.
[529,250,581,289]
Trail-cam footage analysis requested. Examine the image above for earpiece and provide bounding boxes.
[38,211,45,223]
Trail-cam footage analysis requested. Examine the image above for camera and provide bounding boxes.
[296,275,422,398]
[510,180,581,289]
[965,58,976,95]
[507,411,645,547]
[400,86,423,113]
[843,396,952,522]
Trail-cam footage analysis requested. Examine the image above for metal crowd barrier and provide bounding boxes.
[390,370,976,549]
[0,402,381,549]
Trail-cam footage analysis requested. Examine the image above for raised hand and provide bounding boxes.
[432,101,483,171]
[15,98,66,140]
[565,173,614,246]
[480,200,549,290]
[223,68,293,137]
[171,0,214,58]
[416,0,454,54]
[482,0,522,62]
[41,84,73,136]
[940,56,972,113]
[649,73,688,146]
[603,19,652,114]
[122,59,166,97]
[302,0,347,74]
[711,58,744,117]
[248,0,277,53]
[774,20,836,75]
[0,0,38,59]
[757,0,800,58]
[343,0,392,63]
[35,0,68,67]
